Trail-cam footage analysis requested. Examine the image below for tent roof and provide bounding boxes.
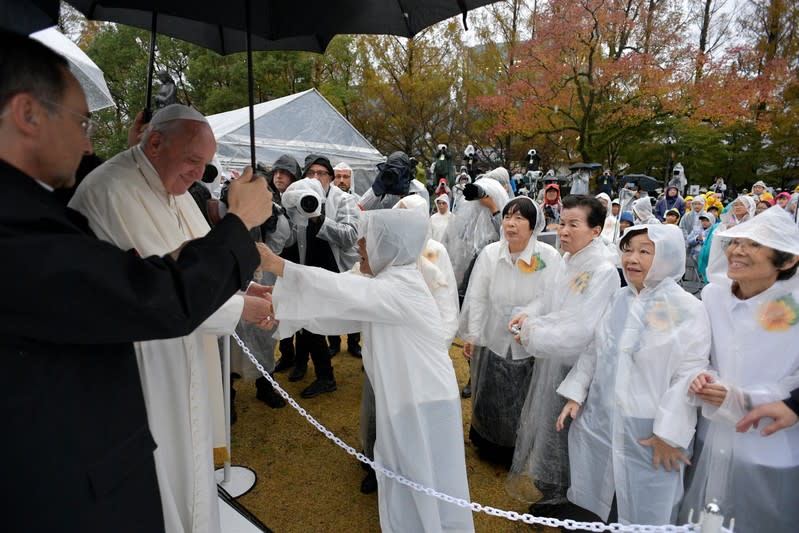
[207,88,384,169]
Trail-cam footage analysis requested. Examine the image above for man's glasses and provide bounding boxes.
[306,169,331,178]
[38,98,98,139]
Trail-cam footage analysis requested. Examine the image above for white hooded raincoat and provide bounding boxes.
[557,224,711,524]
[272,209,473,533]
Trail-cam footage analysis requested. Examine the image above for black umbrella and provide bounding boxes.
[70,0,501,168]
[623,174,660,192]
[1,0,60,34]
[568,162,602,171]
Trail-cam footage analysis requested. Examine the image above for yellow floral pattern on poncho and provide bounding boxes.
[758,295,799,332]
[569,271,593,294]
[517,254,546,274]
[646,301,684,330]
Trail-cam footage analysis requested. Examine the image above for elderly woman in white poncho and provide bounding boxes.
[459,197,562,464]
[358,194,460,494]
[679,206,799,533]
[505,195,620,512]
[556,224,710,525]
[260,209,473,533]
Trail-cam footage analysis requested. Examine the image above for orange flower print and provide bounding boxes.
[423,248,440,263]
[759,295,799,332]
[569,271,592,294]
[517,254,546,274]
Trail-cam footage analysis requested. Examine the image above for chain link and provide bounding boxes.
[232,333,726,533]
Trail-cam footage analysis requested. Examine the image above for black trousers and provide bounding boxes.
[327,332,361,351]
[295,330,333,380]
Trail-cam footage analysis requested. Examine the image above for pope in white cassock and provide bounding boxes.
[69,105,271,533]
[260,208,474,533]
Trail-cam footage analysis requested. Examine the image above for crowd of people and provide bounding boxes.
[3,29,798,533]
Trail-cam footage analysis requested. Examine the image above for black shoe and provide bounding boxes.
[347,345,362,358]
[360,468,377,494]
[274,357,295,373]
[255,377,286,408]
[328,346,339,358]
[288,364,307,382]
[461,379,472,398]
[528,501,568,519]
[300,378,337,398]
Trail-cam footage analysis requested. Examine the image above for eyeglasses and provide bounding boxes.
[306,169,331,178]
[37,98,98,139]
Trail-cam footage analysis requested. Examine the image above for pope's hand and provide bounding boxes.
[227,167,273,229]
[241,295,275,330]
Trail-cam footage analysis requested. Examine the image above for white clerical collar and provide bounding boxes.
[35,179,54,192]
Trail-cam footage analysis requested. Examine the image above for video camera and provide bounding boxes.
[282,178,324,219]
[373,151,414,196]
[436,143,449,159]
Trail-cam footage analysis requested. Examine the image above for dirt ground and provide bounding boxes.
[229,338,556,533]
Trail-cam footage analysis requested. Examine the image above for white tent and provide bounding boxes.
[207,89,384,195]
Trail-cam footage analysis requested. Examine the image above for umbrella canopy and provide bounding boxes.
[30,28,115,112]
[68,0,495,53]
[1,0,59,34]
[622,174,660,192]
[568,162,602,171]
[70,0,502,166]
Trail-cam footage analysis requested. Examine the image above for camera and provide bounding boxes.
[510,324,521,336]
[212,163,285,232]
[436,143,448,159]
[374,152,414,196]
[526,149,541,172]
[282,178,324,219]
[463,182,487,201]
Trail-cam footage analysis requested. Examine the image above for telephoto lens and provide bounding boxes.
[463,182,487,201]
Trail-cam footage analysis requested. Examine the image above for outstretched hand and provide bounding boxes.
[736,400,798,436]
[638,435,690,472]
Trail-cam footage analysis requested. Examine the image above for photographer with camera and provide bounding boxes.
[278,155,360,399]
[432,143,453,186]
[358,151,430,211]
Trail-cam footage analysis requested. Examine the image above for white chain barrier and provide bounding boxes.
[233,332,731,533]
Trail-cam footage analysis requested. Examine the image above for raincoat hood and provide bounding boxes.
[595,192,611,206]
[484,166,511,190]
[632,197,656,222]
[707,206,799,286]
[271,154,302,181]
[358,209,428,276]
[435,194,450,209]
[620,223,686,288]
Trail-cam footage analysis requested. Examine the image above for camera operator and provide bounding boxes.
[280,155,360,399]
[431,143,453,186]
[596,169,615,197]
[359,151,430,211]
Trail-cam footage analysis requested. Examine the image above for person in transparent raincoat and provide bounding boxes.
[442,175,509,290]
[679,206,799,533]
[505,195,620,511]
[556,224,710,525]
[357,193,460,494]
[458,197,563,464]
[261,209,473,533]
[632,196,661,225]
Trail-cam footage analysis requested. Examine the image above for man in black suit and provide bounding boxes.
[0,30,272,533]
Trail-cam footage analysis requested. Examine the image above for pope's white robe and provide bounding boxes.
[70,146,243,533]
[273,262,474,533]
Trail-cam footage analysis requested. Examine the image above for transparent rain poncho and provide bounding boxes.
[272,209,474,533]
[680,206,799,533]
[632,197,661,225]
[443,176,509,288]
[506,236,620,503]
[430,193,452,243]
[557,224,711,524]
[458,198,562,449]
